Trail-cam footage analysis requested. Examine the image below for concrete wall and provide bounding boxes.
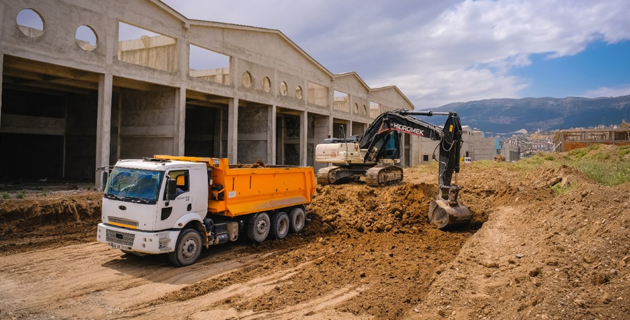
[65,94,98,180]
[118,88,177,159]
[471,131,497,160]
[237,106,269,163]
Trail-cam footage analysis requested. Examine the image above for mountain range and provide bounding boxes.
[425,95,630,134]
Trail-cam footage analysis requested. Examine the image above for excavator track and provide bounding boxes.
[365,165,403,186]
[316,166,339,185]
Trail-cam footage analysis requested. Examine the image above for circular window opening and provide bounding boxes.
[16,9,44,37]
[354,103,359,114]
[242,72,252,88]
[262,77,271,93]
[75,25,98,51]
[296,86,303,100]
[279,81,288,96]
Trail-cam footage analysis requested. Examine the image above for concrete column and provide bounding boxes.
[400,133,406,166]
[300,110,308,166]
[268,105,277,164]
[174,88,186,155]
[227,98,239,163]
[95,73,113,187]
[278,115,285,164]
[348,120,353,136]
[214,108,224,158]
[0,53,3,129]
[408,134,415,166]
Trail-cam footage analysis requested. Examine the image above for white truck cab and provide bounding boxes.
[96,158,208,260]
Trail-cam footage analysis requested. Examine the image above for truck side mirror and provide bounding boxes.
[165,179,177,201]
[100,171,108,191]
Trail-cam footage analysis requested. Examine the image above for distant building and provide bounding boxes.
[553,127,630,152]
[499,138,520,162]
[412,125,497,163]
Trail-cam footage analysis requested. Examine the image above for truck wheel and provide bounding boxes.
[289,207,306,233]
[269,212,290,240]
[168,228,202,267]
[247,212,270,243]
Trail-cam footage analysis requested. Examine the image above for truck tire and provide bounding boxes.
[269,211,290,240]
[247,212,270,243]
[289,207,306,233]
[168,228,202,267]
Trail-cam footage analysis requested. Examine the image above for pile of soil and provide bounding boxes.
[0,191,102,255]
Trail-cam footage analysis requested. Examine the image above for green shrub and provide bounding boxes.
[16,191,25,199]
[1,192,9,199]
[551,183,573,195]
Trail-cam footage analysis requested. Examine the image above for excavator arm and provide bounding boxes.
[359,109,472,228]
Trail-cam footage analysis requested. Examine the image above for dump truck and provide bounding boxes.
[96,155,315,266]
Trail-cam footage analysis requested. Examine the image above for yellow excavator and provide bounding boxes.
[315,109,472,229]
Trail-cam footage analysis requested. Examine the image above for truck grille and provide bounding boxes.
[106,229,135,246]
[108,216,139,227]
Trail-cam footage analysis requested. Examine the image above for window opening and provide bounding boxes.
[16,9,44,37]
[189,44,231,85]
[118,22,177,72]
[75,25,98,51]
[333,90,349,112]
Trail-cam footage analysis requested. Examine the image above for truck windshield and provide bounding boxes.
[104,167,164,204]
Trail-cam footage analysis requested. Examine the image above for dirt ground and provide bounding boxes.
[0,151,629,319]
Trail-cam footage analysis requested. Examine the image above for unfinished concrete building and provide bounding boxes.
[553,128,630,152]
[0,0,417,184]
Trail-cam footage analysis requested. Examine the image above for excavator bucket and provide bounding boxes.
[428,199,472,229]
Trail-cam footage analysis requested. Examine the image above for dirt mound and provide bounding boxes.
[409,162,630,319]
[308,183,436,235]
[0,191,102,255]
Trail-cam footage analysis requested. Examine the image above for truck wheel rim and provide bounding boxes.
[279,217,288,234]
[295,213,304,229]
[182,239,197,259]
[256,220,267,234]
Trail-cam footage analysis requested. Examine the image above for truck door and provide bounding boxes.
[157,170,192,230]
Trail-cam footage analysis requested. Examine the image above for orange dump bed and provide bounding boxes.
[154,155,315,217]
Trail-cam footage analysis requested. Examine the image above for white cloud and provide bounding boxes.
[161,0,630,108]
[584,85,630,98]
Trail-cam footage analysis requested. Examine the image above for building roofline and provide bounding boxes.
[148,0,190,28]
[150,1,333,77]
[370,85,415,109]
[333,72,371,91]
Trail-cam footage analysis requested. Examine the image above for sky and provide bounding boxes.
[33,1,630,109]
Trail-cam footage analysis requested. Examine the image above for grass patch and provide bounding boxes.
[568,160,630,186]
[551,183,574,195]
[619,146,630,158]
[2,192,9,199]
[568,144,600,159]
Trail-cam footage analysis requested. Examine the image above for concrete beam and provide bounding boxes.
[268,105,277,164]
[227,97,239,163]
[300,110,307,166]
[96,74,113,187]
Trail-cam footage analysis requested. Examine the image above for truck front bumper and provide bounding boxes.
[96,223,179,254]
